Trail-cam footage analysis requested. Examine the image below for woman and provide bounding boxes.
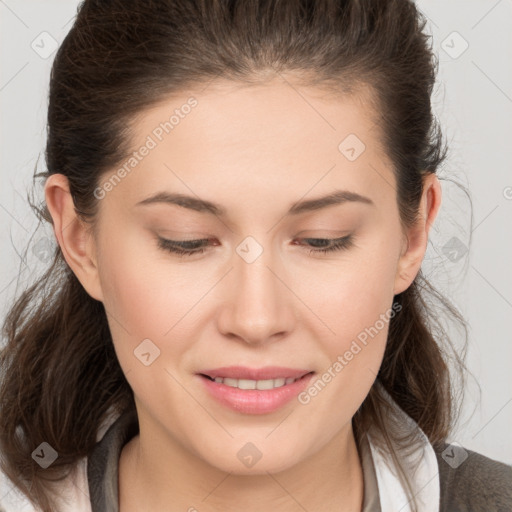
[1,1,511,511]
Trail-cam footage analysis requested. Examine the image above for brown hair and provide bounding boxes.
[1,1,471,510]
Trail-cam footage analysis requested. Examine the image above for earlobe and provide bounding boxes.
[393,173,442,295]
[44,174,104,302]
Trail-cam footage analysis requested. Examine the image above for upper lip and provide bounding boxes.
[198,366,313,381]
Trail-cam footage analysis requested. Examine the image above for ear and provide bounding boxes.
[44,174,104,302]
[394,173,442,295]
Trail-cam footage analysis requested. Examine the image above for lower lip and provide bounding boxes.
[197,372,315,414]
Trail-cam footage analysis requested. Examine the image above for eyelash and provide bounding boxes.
[156,235,354,257]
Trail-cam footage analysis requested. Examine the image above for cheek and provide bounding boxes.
[296,250,399,437]
[309,237,399,332]
[305,233,400,378]
[96,248,198,413]
[318,282,391,382]
[94,226,186,370]
[96,221,188,335]
[95,224,225,393]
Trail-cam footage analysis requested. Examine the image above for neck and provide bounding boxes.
[119,417,364,512]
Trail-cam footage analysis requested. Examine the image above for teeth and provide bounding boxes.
[211,376,300,389]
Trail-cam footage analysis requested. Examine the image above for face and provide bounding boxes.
[55,77,427,475]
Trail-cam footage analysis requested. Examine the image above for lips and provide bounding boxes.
[197,368,316,414]
[197,366,313,381]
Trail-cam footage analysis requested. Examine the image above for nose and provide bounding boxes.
[216,240,297,346]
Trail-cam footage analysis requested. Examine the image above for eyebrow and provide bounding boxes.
[135,189,374,216]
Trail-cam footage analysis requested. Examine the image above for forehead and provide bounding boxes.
[106,77,394,215]
[133,77,383,154]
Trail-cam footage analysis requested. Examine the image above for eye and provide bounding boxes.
[156,235,354,257]
[297,235,354,255]
[157,237,212,256]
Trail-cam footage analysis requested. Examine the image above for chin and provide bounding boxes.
[200,445,302,475]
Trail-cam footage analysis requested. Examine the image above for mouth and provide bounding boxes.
[198,371,314,390]
[196,368,316,414]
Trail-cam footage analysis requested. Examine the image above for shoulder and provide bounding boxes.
[432,442,512,512]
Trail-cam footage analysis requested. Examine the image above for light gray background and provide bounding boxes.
[1,0,511,465]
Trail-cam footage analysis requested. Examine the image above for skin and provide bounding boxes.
[45,76,441,512]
